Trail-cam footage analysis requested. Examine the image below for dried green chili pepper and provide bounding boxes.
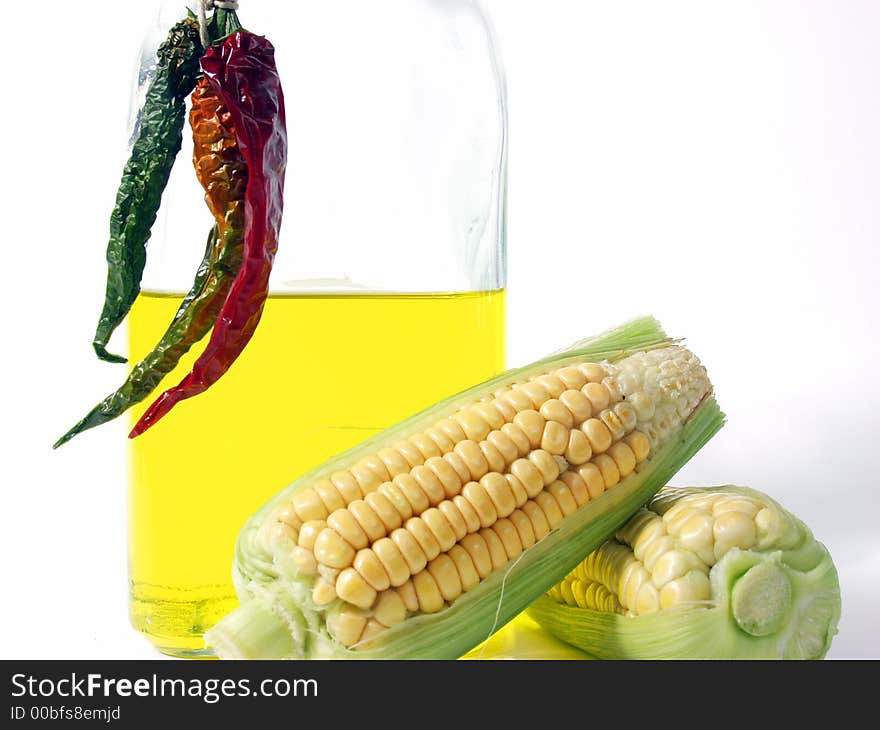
[131,31,287,437]
[55,77,248,448]
[92,17,202,364]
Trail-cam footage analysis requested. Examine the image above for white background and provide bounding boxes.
[1,0,877,659]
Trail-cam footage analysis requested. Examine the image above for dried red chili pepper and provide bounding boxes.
[130,31,287,438]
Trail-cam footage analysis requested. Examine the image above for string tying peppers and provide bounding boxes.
[93,18,202,363]
[55,77,249,448]
[55,6,287,446]
[130,31,287,438]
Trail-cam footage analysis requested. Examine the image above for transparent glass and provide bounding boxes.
[127,0,507,656]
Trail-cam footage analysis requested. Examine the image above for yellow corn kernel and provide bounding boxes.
[608,441,636,478]
[410,465,445,505]
[564,429,593,465]
[513,410,545,449]
[581,418,612,454]
[312,579,337,606]
[624,431,651,462]
[413,571,445,614]
[582,382,611,412]
[547,481,578,517]
[365,491,403,532]
[448,545,481,592]
[453,495,482,533]
[327,509,369,551]
[556,366,587,391]
[481,472,516,518]
[559,389,592,424]
[480,528,508,570]
[391,528,428,575]
[314,528,356,569]
[593,453,620,489]
[297,520,326,550]
[422,508,457,552]
[405,517,442,562]
[336,568,378,610]
[292,546,318,576]
[508,509,537,549]
[528,449,560,485]
[327,609,367,646]
[540,399,574,429]
[428,554,463,602]
[377,449,411,479]
[314,479,346,514]
[292,490,329,523]
[349,500,387,543]
[576,463,606,500]
[353,549,392,592]
[373,590,407,628]
[504,474,529,508]
[372,537,410,587]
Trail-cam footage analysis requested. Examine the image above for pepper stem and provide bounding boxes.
[210,8,244,44]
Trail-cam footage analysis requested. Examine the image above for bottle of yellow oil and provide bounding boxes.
[127,0,508,655]
[128,290,505,655]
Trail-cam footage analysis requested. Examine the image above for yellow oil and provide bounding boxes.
[127,290,505,656]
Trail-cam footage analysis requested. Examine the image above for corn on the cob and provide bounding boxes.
[530,486,841,659]
[205,317,724,659]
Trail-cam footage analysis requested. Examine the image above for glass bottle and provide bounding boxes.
[127,0,507,656]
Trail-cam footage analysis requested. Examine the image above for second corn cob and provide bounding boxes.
[531,485,841,659]
[205,317,724,659]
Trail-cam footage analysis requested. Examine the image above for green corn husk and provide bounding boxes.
[529,486,841,659]
[205,316,725,659]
